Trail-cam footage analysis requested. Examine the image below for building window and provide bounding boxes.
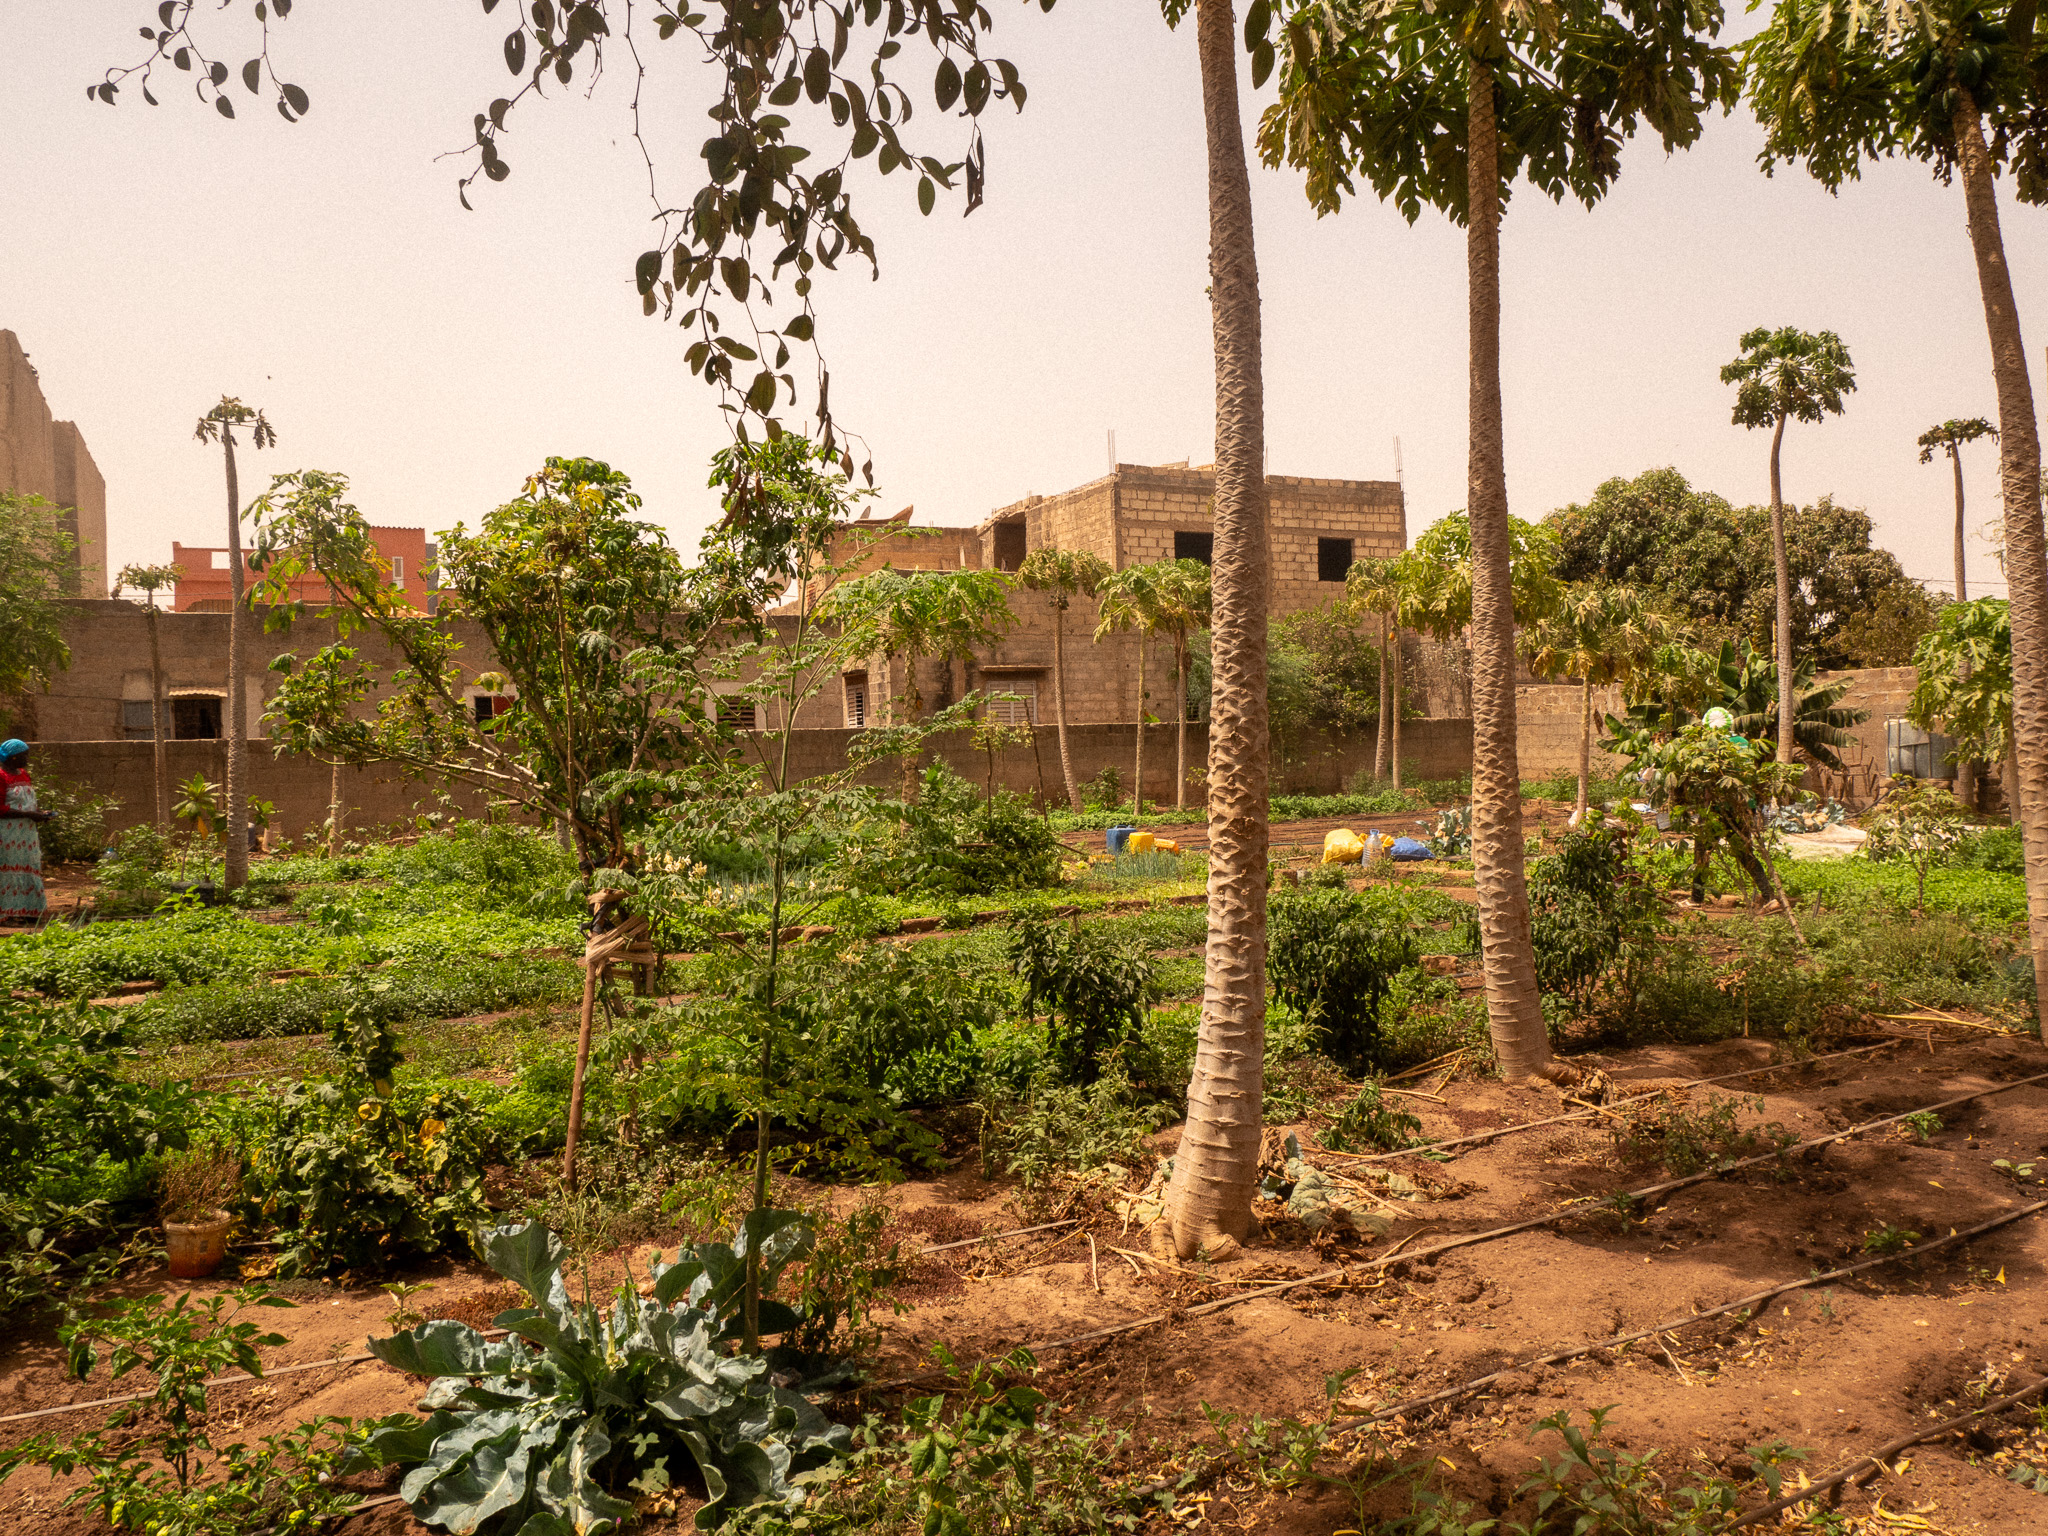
[985,682,1037,725]
[1318,537,1355,583]
[992,520,1027,573]
[122,701,155,740]
[472,694,514,726]
[1174,531,1214,565]
[172,695,223,739]
[844,674,868,728]
[390,555,406,588]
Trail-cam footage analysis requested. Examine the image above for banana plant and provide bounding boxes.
[354,1219,847,1534]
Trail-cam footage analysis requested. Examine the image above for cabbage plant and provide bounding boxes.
[355,1219,847,1533]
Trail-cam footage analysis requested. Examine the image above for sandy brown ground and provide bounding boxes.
[4,1025,2046,1533]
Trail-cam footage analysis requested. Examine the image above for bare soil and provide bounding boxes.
[5,1026,2047,1533]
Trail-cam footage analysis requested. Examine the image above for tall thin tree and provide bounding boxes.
[1261,0,1737,1082]
[1156,558,1214,809]
[1016,548,1110,814]
[1159,0,1275,1259]
[1719,326,1857,764]
[1746,0,2048,1004]
[194,398,275,892]
[1920,415,1998,805]
[114,563,183,831]
[1095,563,1173,812]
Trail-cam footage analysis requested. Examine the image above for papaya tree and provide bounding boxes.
[1258,0,1739,1081]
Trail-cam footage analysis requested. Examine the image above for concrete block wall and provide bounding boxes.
[1,331,107,597]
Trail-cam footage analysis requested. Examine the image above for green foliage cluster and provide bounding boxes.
[1529,814,1669,1014]
[1006,913,1158,1085]
[0,1000,198,1311]
[29,771,117,863]
[356,1220,849,1533]
[1612,1092,1796,1177]
[1319,1081,1422,1153]
[839,767,1064,896]
[0,490,75,707]
[1268,885,1422,1070]
[244,992,491,1277]
[0,1286,370,1536]
[979,1058,1171,1189]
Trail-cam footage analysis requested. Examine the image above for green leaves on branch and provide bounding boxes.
[1911,595,2013,762]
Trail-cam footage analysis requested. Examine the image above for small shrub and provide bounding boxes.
[1081,765,1125,810]
[1901,1110,1943,1144]
[1612,1092,1796,1177]
[980,1059,1168,1188]
[1861,1223,1920,1255]
[96,822,175,898]
[784,1196,909,1361]
[1529,813,1667,1015]
[1319,1081,1423,1153]
[1267,886,1420,1069]
[1008,913,1157,1084]
[841,767,1065,896]
[34,772,117,862]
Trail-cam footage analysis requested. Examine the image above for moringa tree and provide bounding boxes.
[1015,547,1110,814]
[1520,582,1681,822]
[113,562,185,830]
[1259,0,1737,1083]
[1746,0,2048,1005]
[194,396,275,892]
[1719,326,1857,765]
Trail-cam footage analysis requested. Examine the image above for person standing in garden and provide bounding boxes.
[0,739,53,925]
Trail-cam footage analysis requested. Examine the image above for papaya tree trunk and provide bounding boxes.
[1465,55,1552,1081]
[1955,94,2048,1008]
[147,598,169,830]
[1575,675,1593,824]
[1951,446,1979,809]
[1051,610,1080,812]
[1390,628,1403,791]
[1133,635,1147,813]
[1768,412,1795,766]
[1375,618,1390,779]
[1164,0,1270,1259]
[223,433,249,890]
[1176,635,1190,808]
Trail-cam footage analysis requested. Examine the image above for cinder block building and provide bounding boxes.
[804,462,1408,799]
[1,329,108,597]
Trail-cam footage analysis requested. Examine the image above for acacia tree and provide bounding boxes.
[1520,582,1679,821]
[1155,0,1276,1261]
[243,469,394,853]
[1094,562,1175,812]
[1260,0,1737,1082]
[113,562,184,829]
[1016,547,1110,813]
[1746,0,2048,1007]
[194,397,275,892]
[1719,326,1857,764]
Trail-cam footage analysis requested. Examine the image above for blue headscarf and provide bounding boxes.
[0,739,25,762]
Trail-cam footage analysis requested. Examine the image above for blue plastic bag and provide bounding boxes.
[1388,836,1430,861]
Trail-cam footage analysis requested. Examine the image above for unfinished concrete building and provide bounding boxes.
[1,329,108,598]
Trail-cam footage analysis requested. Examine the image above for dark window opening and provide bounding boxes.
[1174,530,1214,565]
[172,696,223,740]
[844,674,868,728]
[123,701,155,741]
[473,694,513,726]
[992,520,1027,573]
[1318,537,1355,583]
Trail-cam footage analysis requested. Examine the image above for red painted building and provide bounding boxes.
[171,526,434,613]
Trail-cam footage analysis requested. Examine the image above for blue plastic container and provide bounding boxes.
[1106,825,1136,855]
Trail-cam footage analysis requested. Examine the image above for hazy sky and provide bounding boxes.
[4,3,2041,600]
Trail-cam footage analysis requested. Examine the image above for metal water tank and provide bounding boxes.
[1885,718,1956,780]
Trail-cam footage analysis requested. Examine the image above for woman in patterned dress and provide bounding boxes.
[0,739,53,925]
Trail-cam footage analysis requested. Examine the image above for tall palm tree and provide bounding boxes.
[194,397,276,892]
[1346,554,1408,787]
[1016,548,1110,813]
[1095,563,1172,812]
[1747,0,2048,1004]
[1719,326,1857,765]
[1155,557,1214,809]
[114,562,183,831]
[1156,0,1273,1260]
[1520,582,1678,821]
[1919,416,1997,805]
[1262,0,1736,1082]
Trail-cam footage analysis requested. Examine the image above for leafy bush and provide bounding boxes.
[34,771,117,862]
[1957,823,2025,874]
[1267,886,1420,1069]
[1529,814,1667,1014]
[1612,1092,1795,1177]
[1008,913,1158,1084]
[0,999,199,1310]
[0,905,307,998]
[244,996,491,1277]
[1319,1081,1423,1153]
[842,766,1065,896]
[980,1060,1169,1188]
[1081,765,1125,810]
[377,821,581,918]
[355,1219,849,1532]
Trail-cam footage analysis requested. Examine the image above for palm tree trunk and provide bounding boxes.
[1133,636,1147,814]
[328,606,344,855]
[147,599,169,830]
[1375,618,1390,779]
[1051,609,1081,812]
[1390,628,1403,791]
[1163,0,1269,1260]
[222,434,249,891]
[1575,675,1593,824]
[1768,413,1795,766]
[1951,447,1979,809]
[901,652,923,804]
[1175,636,1190,808]
[1465,55,1551,1082]
[1954,94,2048,1004]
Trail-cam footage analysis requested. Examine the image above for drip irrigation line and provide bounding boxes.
[856,1068,2048,1394]
[1727,1371,2048,1528]
[1324,1039,1907,1165]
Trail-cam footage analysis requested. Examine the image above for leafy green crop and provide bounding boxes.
[355,1219,848,1533]
[1268,886,1420,1070]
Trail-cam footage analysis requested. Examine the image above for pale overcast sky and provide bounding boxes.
[3,3,2040,599]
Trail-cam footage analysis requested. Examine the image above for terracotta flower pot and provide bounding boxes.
[164,1211,232,1279]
